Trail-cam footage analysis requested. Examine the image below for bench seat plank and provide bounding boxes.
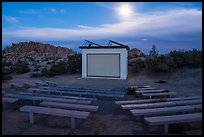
[174,100,202,106]
[20,105,90,119]
[190,104,202,111]
[137,87,158,90]
[40,86,123,95]
[2,97,19,103]
[35,82,49,86]
[142,92,177,98]
[5,93,91,104]
[20,92,97,101]
[28,88,88,95]
[40,101,98,112]
[144,112,202,134]
[4,93,42,101]
[130,105,195,117]
[44,81,58,86]
[136,89,167,94]
[130,85,151,89]
[115,99,158,105]
[121,102,176,110]
[165,96,201,101]
[144,112,202,125]
[40,97,91,104]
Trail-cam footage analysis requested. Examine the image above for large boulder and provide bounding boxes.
[128,48,145,58]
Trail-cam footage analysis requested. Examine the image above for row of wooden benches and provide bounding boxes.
[115,96,202,134]
[27,87,125,98]
[10,81,59,89]
[133,86,177,99]
[2,91,99,129]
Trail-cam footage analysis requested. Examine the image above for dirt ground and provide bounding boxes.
[2,68,202,135]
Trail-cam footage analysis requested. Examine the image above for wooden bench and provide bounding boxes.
[137,87,158,90]
[121,102,176,110]
[20,105,90,129]
[173,100,202,106]
[144,112,202,134]
[5,93,91,105]
[23,82,36,88]
[190,104,202,111]
[44,81,58,86]
[142,92,177,99]
[59,85,112,92]
[136,89,168,94]
[40,96,91,105]
[10,83,22,89]
[20,92,97,101]
[165,96,201,101]
[4,93,43,105]
[45,87,121,95]
[40,101,99,112]
[32,87,124,98]
[2,97,19,103]
[28,88,88,96]
[115,99,158,105]
[130,85,151,89]
[35,82,49,86]
[130,105,195,117]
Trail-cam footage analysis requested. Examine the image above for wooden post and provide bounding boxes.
[29,112,34,124]
[71,117,75,129]
[164,124,168,134]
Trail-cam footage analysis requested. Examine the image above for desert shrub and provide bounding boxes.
[66,54,82,74]
[15,62,30,74]
[41,54,82,77]
[41,68,52,77]
[133,59,145,72]
[126,87,136,95]
[2,63,13,81]
[169,49,202,68]
[49,61,67,76]
[2,75,12,80]
[145,55,175,73]
[169,123,185,133]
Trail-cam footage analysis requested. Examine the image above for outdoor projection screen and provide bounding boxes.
[87,54,120,77]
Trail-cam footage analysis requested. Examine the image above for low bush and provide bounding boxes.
[126,87,136,95]
[41,54,82,77]
[30,72,42,77]
[15,62,30,74]
[133,59,145,73]
[145,55,175,73]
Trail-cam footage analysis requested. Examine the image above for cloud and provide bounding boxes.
[3,15,19,24]
[49,8,65,13]
[3,8,202,43]
[18,8,66,14]
[19,9,38,14]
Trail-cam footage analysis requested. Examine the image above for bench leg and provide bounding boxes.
[70,118,75,129]
[33,100,36,105]
[29,112,34,124]
[164,124,168,134]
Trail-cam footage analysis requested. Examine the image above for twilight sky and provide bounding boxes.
[2,2,202,54]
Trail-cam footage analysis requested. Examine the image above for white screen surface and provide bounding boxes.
[87,54,120,77]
